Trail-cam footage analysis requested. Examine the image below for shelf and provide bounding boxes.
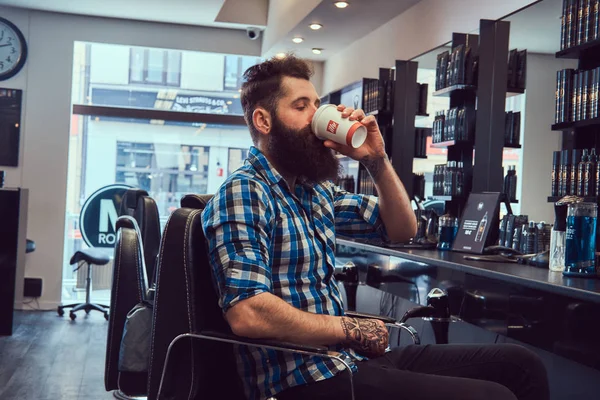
[556,37,600,60]
[432,84,477,97]
[416,113,430,119]
[430,140,473,148]
[506,87,525,97]
[552,117,600,131]
[429,195,466,201]
[504,143,522,149]
[414,155,428,159]
[547,196,600,203]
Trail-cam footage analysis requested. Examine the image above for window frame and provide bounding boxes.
[129,48,182,87]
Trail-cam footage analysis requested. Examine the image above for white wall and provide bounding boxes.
[520,53,577,222]
[0,5,261,310]
[322,0,538,93]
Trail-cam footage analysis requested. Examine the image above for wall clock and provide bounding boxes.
[0,16,27,81]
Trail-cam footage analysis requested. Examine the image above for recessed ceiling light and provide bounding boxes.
[309,23,323,30]
[292,37,304,44]
[275,52,287,59]
[334,1,349,8]
[312,48,323,55]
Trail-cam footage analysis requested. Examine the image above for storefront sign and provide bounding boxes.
[80,184,132,248]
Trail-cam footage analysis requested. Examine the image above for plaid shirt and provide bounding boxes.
[202,146,387,400]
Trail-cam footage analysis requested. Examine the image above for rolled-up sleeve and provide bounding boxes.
[330,183,388,241]
[202,178,274,313]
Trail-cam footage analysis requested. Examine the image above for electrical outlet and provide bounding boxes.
[24,277,42,298]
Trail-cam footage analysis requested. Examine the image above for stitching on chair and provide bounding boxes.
[148,214,173,396]
[105,232,123,385]
[182,209,201,400]
[134,233,142,303]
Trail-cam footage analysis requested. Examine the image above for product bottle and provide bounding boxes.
[456,162,464,196]
[586,148,598,196]
[552,151,560,197]
[526,221,537,254]
[550,203,568,272]
[509,166,518,202]
[570,149,582,196]
[504,167,511,198]
[577,149,589,196]
[475,212,488,242]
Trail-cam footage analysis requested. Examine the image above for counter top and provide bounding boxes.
[336,238,600,304]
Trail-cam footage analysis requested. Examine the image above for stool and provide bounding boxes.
[57,248,111,321]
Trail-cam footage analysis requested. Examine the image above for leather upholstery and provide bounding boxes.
[180,194,213,209]
[148,205,243,400]
[70,248,110,266]
[119,189,161,284]
[105,216,148,395]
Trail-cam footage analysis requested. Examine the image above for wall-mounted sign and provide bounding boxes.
[452,192,502,254]
[79,184,132,248]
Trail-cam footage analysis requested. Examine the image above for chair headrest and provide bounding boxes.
[116,215,139,231]
[180,194,213,209]
[120,189,150,215]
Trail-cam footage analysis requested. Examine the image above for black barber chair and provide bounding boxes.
[57,248,110,320]
[104,216,149,398]
[119,189,161,285]
[148,195,424,400]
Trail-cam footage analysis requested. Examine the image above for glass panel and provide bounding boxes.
[130,48,145,83]
[73,42,260,115]
[146,49,165,84]
[228,147,250,175]
[166,50,181,86]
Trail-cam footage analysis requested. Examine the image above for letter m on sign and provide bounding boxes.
[99,199,118,233]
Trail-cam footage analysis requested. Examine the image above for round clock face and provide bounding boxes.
[0,18,26,80]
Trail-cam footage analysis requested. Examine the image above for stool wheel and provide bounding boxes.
[104,311,109,321]
[69,312,77,321]
[85,308,91,314]
[57,307,64,317]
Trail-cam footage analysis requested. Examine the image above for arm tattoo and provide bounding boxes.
[361,156,387,181]
[341,317,388,355]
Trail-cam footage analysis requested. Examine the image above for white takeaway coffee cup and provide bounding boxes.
[311,104,368,149]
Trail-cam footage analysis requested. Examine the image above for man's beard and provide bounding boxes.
[267,113,341,185]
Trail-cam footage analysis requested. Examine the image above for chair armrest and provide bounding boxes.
[345,311,396,324]
[201,330,329,354]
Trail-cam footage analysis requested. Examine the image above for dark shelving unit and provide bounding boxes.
[430,140,473,149]
[556,37,600,61]
[552,117,600,131]
[504,143,522,149]
[547,196,598,203]
[432,84,477,97]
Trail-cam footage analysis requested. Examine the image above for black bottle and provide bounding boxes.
[570,149,582,195]
[456,161,464,196]
[509,166,518,202]
[585,148,597,196]
[504,166,512,198]
[525,221,537,254]
[552,151,560,197]
[577,149,589,195]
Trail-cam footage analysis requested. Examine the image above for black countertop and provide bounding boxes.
[336,238,600,304]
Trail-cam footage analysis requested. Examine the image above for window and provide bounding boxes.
[129,48,182,86]
[228,147,250,175]
[223,55,262,90]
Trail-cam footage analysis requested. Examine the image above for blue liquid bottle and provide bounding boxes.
[564,202,598,277]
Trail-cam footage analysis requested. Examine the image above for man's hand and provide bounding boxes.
[322,105,388,179]
[340,317,389,358]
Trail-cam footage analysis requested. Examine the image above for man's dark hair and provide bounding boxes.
[241,54,313,144]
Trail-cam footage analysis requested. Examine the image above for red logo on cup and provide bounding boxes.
[327,120,339,135]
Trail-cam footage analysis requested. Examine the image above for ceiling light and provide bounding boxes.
[292,37,304,44]
[312,48,323,55]
[334,1,349,8]
[309,23,323,30]
[275,52,287,59]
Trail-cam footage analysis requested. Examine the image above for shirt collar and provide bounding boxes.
[247,146,316,190]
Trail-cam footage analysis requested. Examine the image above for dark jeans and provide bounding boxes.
[277,344,549,400]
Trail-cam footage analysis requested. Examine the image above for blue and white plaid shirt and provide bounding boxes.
[202,146,387,400]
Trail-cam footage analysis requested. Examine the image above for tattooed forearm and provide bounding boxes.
[341,317,389,357]
[361,156,388,181]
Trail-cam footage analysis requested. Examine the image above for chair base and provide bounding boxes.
[57,302,109,320]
